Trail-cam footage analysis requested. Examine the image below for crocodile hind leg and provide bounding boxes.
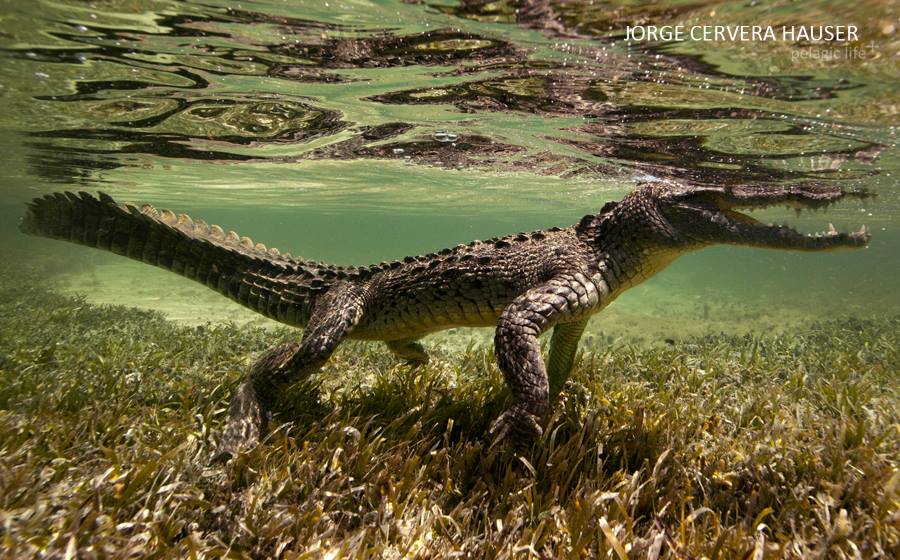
[385,337,430,365]
[546,318,588,400]
[218,284,364,458]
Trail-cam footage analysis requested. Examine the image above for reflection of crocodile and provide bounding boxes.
[21,183,871,454]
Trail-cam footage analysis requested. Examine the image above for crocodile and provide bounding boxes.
[20,182,872,454]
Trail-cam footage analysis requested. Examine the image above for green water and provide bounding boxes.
[0,0,897,343]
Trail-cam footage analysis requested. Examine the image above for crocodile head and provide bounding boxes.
[644,182,874,251]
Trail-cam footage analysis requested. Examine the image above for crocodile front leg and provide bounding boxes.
[491,274,603,450]
[547,318,588,400]
[218,284,365,458]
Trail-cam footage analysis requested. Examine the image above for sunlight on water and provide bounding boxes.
[0,0,897,343]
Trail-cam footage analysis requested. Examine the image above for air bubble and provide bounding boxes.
[433,130,458,143]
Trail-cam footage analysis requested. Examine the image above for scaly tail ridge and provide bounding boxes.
[20,191,327,324]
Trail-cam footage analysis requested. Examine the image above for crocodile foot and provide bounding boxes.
[213,380,272,463]
[404,355,429,367]
[489,405,543,452]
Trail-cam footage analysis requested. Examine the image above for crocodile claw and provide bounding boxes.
[489,405,543,451]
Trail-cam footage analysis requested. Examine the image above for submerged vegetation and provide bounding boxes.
[0,263,896,558]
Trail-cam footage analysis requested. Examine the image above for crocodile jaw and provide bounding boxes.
[661,184,874,251]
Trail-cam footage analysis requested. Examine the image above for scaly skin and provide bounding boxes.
[20,183,872,454]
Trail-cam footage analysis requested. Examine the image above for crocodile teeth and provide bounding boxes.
[827,223,837,235]
[857,224,869,235]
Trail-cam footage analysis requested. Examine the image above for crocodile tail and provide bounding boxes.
[20,191,321,325]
